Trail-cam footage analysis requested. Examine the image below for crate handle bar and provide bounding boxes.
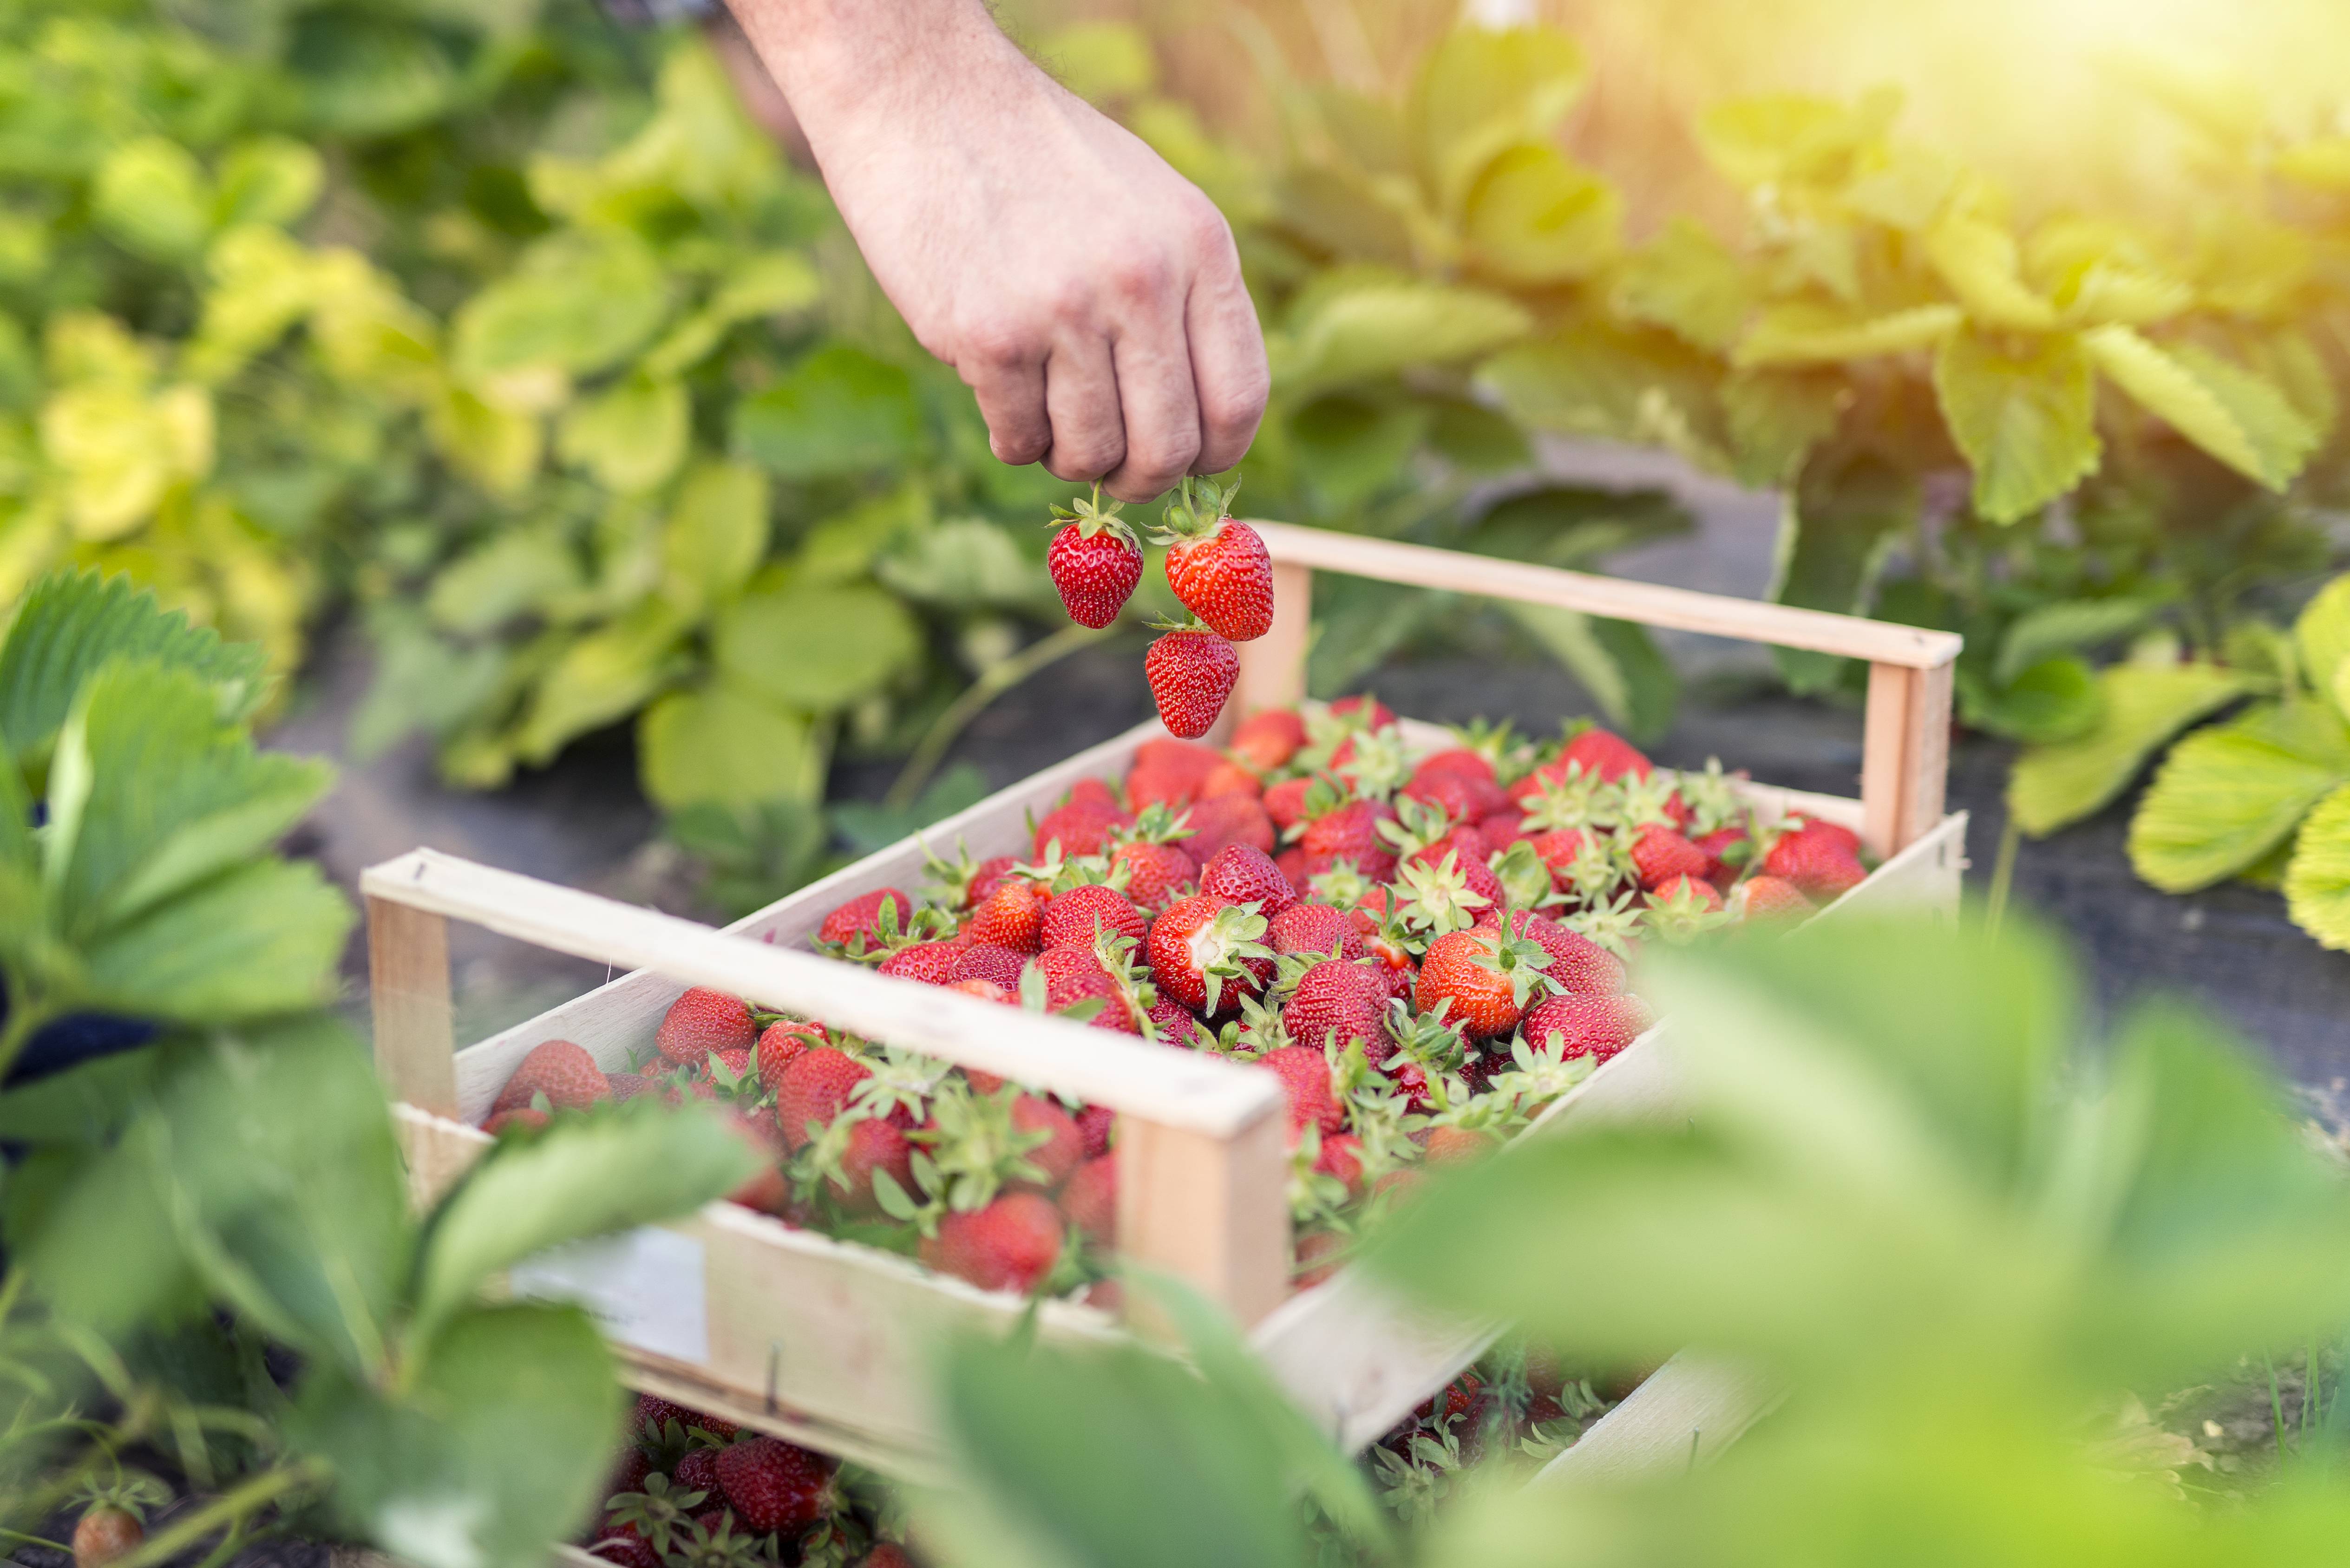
[1233,521,1961,859]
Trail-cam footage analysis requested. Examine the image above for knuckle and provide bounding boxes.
[1106,254,1172,307]
[956,317,1036,374]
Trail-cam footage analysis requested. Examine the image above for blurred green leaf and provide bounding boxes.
[2128,701,2350,891]
[732,345,925,479]
[452,230,672,382]
[558,373,689,496]
[1932,328,2099,524]
[2086,326,2320,491]
[1277,282,1531,399]
[1407,25,1586,219]
[1959,653,2104,745]
[1735,301,1961,366]
[213,136,324,229]
[2010,662,2260,836]
[92,137,211,263]
[427,529,583,636]
[1461,144,1620,286]
[1288,393,1430,511]
[513,602,689,764]
[659,461,770,614]
[1504,602,1677,743]
[1613,217,1755,353]
[1995,597,2161,686]
[2284,783,2350,948]
[875,518,1038,608]
[2293,575,2350,715]
[714,581,922,713]
[637,679,823,811]
[1770,453,1916,694]
[831,762,991,855]
[75,857,352,1024]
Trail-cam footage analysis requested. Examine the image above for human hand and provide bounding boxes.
[727,0,1268,502]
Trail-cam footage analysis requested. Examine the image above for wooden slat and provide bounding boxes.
[1531,1354,1779,1487]
[1233,561,1313,716]
[1118,1111,1291,1330]
[361,850,1283,1140]
[1248,521,1962,669]
[367,895,455,1117]
[1860,660,1954,859]
[1825,810,1968,919]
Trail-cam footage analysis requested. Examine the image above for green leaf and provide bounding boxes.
[1503,602,1677,743]
[452,230,673,381]
[427,529,584,637]
[2084,325,2320,490]
[2129,702,2350,891]
[659,461,770,615]
[1269,167,1416,270]
[1960,654,2105,745]
[1423,395,1532,473]
[556,373,688,495]
[0,569,265,764]
[1407,25,1586,219]
[1696,91,1898,189]
[1464,483,1694,569]
[1460,144,1621,285]
[2293,575,2350,716]
[2285,784,2350,949]
[1611,217,1755,353]
[92,137,212,263]
[714,582,922,713]
[1931,328,2099,524]
[2008,662,2259,837]
[1734,301,1961,366]
[1478,315,1722,457]
[732,345,925,479]
[1276,282,1532,399]
[638,680,824,810]
[1996,597,2161,686]
[875,518,1040,608]
[1924,214,2059,331]
[425,382,542,497]
[1770,454,1916,694]
[1721,369,1846,486]
[1287,393,1430,511]
[513,604,689,765]
[412,1104,753,1348]
[213,137,324,229]
[77,858,353,1024]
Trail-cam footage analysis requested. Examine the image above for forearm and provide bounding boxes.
[724,0,1034,146]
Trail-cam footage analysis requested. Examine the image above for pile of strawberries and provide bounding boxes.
[485,699,1872,1301]
[587,1393,910,1568]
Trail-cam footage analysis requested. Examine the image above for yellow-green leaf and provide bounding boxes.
[1695,90,1898,189]
[639,680,824,810]
[1036,20,1157,103]
[513,604,688,764]
[2284,784,2350,949]
[1931,328,2099,524]
[1276,283,1532,399]
[2128,702,2350,892]
[92,137,211,264]
[1611,218,1753,353]
[1721,370,1846,487]
[2085,325,2319,490]
[1407,26,1586,218]
[1925,214,2058,331]
[213,137,324,230]
[426,381,541,497]
[2295,575,2350,716]
[1460,144,1621,286]
[451,229,672,382]
[556,373,687,495]
[714,582,920,714]
[660,461,769,615]
[1732,301,1960,367]
[2275,137,2350,192]
[2008,662,2258,837]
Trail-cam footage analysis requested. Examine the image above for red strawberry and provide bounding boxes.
[920,1191,1065,1293]
[1047,491,1144,627]
[1156,480,1274,640]
[860,1548,917,1568]
[1414,747,1498,784]
[1518,992,1654,1062]
[834,1117,914,1213]
[1693,825,1751,886]
[1124,737,1226,809]
[1199,843,1297,918]
[655,989,755,1067]
[1283,960,1385,1056]
[1075,1102,1115,1159]
[635,1393,699,1431]
[1788,817,1863,856]
[1276,846,1310,893]
[776,1048,871,1150]
[714,1437,834,1534]
[1629,823,1708,891]
[1067,777,1120,810]
[672,1446,720,1495]
[1764,825,1867,901]
[590,1530,658,1568]
[1294,1229,1347,1288]
[493,1039,609,1113]
[1415,927,1548,1040]
[968,877,1051,953]
[1505,910,1624,995]
[482,1106,549,1135]
[1184,792,1276,864]
[1231,708,1306,771]
[953,976,1013,1005]
[877,940,963,985]
[818,889,913,948]
[1263,776,1314,832]
[708,1045,753,1079]
[953,941,1030,993]
[1426,1125,1496,1164]
[1479,807,1527,846]
[1407,829,1505,909]
[1558,727,1652,782]
[1735,875,1815,920]
[1145,630,1239,739]
[1199,760,1263,800]
[1146,995,1201,1045]
[1060,1155,1117,1242]
[608,1071,650,1102]
[1034,798,1131,860]
[1316,1131,1364,1188]
[1109,839,1198,909]
[1257,1044,1343,1134]
[1268,901,1364,962]
[1402,767,1506,824]
[1648,872,1723,912]
[755,1021,825,1095]
[1146,893,1274,1014]
[1037,883,1148,950]
[1526,827,1589,890]
[1300,799,1399,883]
[966,855,1021,908]
[1328,694,1396,730]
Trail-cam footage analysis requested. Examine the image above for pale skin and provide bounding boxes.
[723,0,1269,503]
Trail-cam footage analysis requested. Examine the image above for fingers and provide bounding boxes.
[1183,214,1270,475]
[1039,333,1125,484]
[1101,292,1203,504]
[962,344,1051,467]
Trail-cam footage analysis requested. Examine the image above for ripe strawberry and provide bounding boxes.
[1490,908,1624,994]
[1629,823,1708,891]
[73,1507,142,1568]
[1046,488,1144,627]
[1735,875,1815,920]
[1146,995,1202,1045]
[1145,629,1239,739]
[877,940,962,985]
[1648,872,1723,912]
[964,854,1021,908]
[860,1548,917,1568]
[1415,927,1550,1040]
[1525,826,1589,891]
[1124,737,1226,809]
[754,1022,825,1096]
[818,889,913,948]
[1264,775,1314,832]
[1060,1154,1117,1241]
[1146,893,1275,1014]
[1268,901,1364,962]
[1479,807,1527,846]
[1074,1101,1115,1158]
[1199,843,1297,918]
[776,1048,871,1150]
[1231,708,1306,771]
[1788,816,1864,856]
[1328,693,1396,731]
[1764,825,1867,901]
[708,1044,753,1079]
[1519,992,1654,1062]
[1257,1044,1344,1134]
[1067,777,1120,810]
[493,1039,609,1113]
[1407,831,1505,910]
[967,877,1051,953]
[726,1112,788,1213]
[1283,959,1384,1055]
[1034,798,1131,860]
[590,1529,658,1568]
[655,989,755,1067]
[1155,477,1274,640]
[1109,838,1198,909]
[833,1117,914,1213]
[608,1071,650,1102]
[1693,824,1751,886]
[920,1191,1065,1293]
[483,1106,549,1135]
[1276,846,1311,893]
[1414,746,1499,784]
[1184,792,1276,864]
[1199,760,1263,801]
[1300,799,1399,883]
[953,941,1030,993]
[635,1393,700,1431]
[1402,767,1506,824]
[1558,726,1653,782]
[714,1437,834,1534]
[1316,1131,1364,1188]
[1037,883,1148,950]
[1294,1229,1348,1288]
[954,976,1013,1005]
[672,1445,720,1495]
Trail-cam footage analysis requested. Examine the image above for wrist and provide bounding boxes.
[724,0,1037,147]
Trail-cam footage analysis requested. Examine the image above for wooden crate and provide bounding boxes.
[363,521,1965,1482]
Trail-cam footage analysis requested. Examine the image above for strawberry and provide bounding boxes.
[1268,901,1364,962]
[1264,775,1315,832]
[832,1118,914,1213]
[608,1071,651,1102]
[1764,823,1867,899]
[1074,1101,1116,1158]
[1414,927,1551,1040]
[1276,846,1310,893]
[920,1191,1065,1293]
[877,940,962,985]
[1693,824,1751,886]
[1153,476,1273,641]
[1060,1155,1118,1242]
[818,889,913,949]
[1046,487,1143,627]
[1558,726,1652,782]
[1294,1229,1347,1288]
[1629,823,1708,891]
[1648,872,1723,912]
[1489,908,1624,995]
[1479,807,1527,846]
[589,1530,659,1568]
[1402,767,1506,824]
[860,1548,917,1568]
[1067,777,1120,810]
[1231,708,1306,771]
[1328,694,1396,731]
[708,1044,753,1080]
[967,877,1051,953]
[714,1437,834,1534]
[1316,1131,1364,1188]
[1406,831,1505,911]
[1283,959,1384,1055]
[966,855,1021,908]
[953,941,1030,993]
[493,1039,609,1113]
[755,1022,825,1095]
[1145,629,1239,739]
[483,1106,549,1135]
[776,1048,871,1151]
[1124,738,1226,809]
[1257,1044,1343,1134]
[1200,761,1263,802]
[1199,843,1297,918]
[1034,798,1131,860]
[1146,893,1274,1014]
[1300,799,1399,883]
[1414,746,1499,784]
[1184,792,1276,864]
[1425,1125,1496,1164]
[655,989,755,1067]
[726,1112,788,1213]
[1526,826,1588,890]
[672,1446,720,1495]
[74,1508,142,1568]
[1787,817,1863,856]
[1037,883,1148,950]
[1519,991,1654,1062]
[953,976,1014,1005]
[1109,838,1198,910]
[1735,875,1814,920]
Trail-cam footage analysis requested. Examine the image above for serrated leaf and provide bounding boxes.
[2293,575,2350,717]
[412,1104,753,1348]
[731,345,925,479]
[2128,702,2350,892]
[2285,784,2350,950]
[1612,217,1754,353]
[1734,301,1961,366]
[2007,662,2258,837]
[76,858,353,1024]
[1277,282,1532,399]
[2084,325,2319,490]
[1932,329,2099,524]
[556,373,687,495]
[0,569,266,764]
[1960,655,2104,745]
[714,582,923,714]
[1407,26,1586,219]
[1996,598,2162,686]
[638,680,824,810]
[1925,214,2058,331]
[1460,144,1620,285]
[659,462,769,615]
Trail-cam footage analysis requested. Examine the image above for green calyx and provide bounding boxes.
[1048,481,1139,547]
[1118,801,1198,847]
[1394,850,1492,937]
[1148,472,1243,546]
[904,1079,1053,1215]
[1196,901,1274,1015]
[1467,928,1557,1010]
[1562,888,1647,957]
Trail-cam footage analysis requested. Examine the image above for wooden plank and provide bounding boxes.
[1530,1353,1778,1487]
[1825,810,1968,919]
[367,895,455,1117]
[1233,561,1313,717]
[1118,1110,1291,1329]
[1860,660,1953,859]
[362,850,1284,1140]
[1249,521,1962,670]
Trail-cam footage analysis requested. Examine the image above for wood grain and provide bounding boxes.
[367,895,454,1117]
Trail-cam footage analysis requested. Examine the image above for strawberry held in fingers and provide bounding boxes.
[1045,485,1143,628]
[1152,475,1274,641]
[1145,627,1239,739]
